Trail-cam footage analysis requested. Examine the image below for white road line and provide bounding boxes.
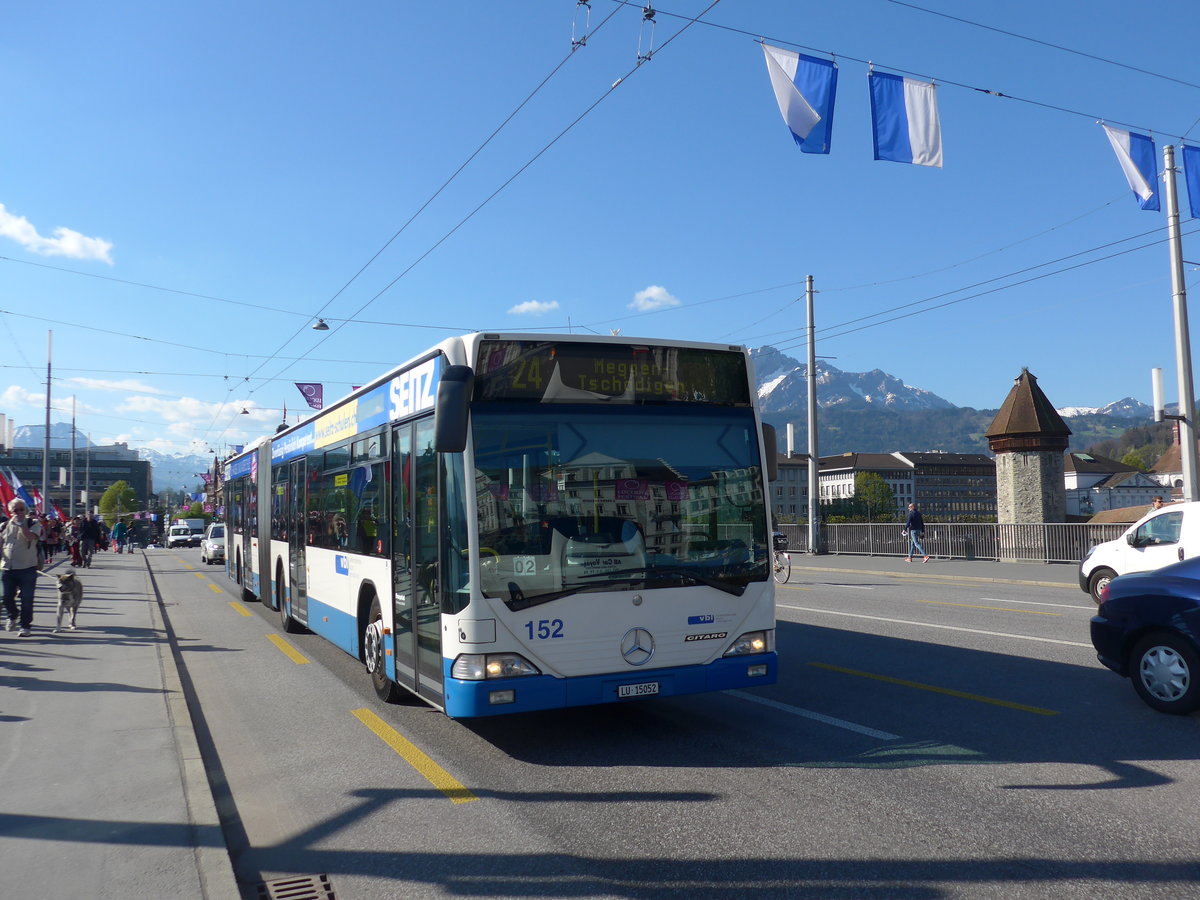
[728,690,900,740]
[978,597,1093,610]
[779,604,1093,648]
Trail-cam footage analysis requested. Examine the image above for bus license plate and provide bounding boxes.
[618,681,659,698]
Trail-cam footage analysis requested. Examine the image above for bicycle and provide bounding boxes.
[772,548,791,584]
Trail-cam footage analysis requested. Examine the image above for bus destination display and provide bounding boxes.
[474,339,751,405]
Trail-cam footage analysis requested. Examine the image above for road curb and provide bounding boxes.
[142,553,242,900]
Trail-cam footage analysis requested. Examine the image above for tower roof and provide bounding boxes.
[986,369,1071,451]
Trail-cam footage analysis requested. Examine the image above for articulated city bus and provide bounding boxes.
[223,332,779,717]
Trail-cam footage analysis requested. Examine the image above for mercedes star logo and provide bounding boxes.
[621,627,655,666]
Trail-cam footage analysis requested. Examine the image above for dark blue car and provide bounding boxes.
[1091,555,1200,714]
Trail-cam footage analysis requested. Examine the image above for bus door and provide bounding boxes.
[288,458,309,623]
[392,418,444,703]
[391,422,415,692]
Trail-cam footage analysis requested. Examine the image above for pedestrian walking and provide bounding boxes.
[2,498,44,636]
[904,502,929,563]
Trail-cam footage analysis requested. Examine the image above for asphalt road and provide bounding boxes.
[151,550,1200,900]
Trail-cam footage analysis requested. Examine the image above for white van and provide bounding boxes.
[1079,502,1196,602]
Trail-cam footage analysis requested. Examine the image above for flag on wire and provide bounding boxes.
[1102,124,1159,211]
[6,468,36,509]
[1182,145,1200,219]
[295,382,323,410]
[761,44,837,153]
[869,71,943,167]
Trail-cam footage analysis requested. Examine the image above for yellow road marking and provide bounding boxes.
[208,583,223,594]
[194,572,206,579]
[916,599,1062,616]
[228,601,253,617]
[267,634,310,665]
[809,662,1060,716]
[352,708,476,804]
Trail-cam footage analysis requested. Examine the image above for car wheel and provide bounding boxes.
[1130,632,1200,714]
[1088,568,1116,604]
[365,595,400,702]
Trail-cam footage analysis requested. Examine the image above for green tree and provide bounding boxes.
[99,480,138,527]
[855,472,896,522]
[1120,449,1149,472]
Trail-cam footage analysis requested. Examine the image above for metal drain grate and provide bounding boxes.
[256,874,336,900]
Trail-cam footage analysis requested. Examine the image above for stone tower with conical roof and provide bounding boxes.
[986,369,1072,524]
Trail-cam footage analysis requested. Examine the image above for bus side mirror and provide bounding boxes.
[435,365,474,452]
[762,424,778,481]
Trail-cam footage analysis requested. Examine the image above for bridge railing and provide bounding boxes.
[774,522,1128,564]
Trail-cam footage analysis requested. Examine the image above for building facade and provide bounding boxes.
[1,443,153,516]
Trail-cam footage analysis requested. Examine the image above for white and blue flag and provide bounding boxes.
[1102,124,1159,211]
[761,43,837,154]
[869,71,942,168]
[1181,144,1200,219]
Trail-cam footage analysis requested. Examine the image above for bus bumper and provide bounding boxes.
[441,652,778,718]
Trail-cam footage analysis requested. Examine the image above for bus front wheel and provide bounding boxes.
[365,596,400,703]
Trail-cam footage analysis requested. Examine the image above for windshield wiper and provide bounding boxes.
[578,566,746,596]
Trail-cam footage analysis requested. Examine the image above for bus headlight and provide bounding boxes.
[452,653,541,680]
[723,630,773,657]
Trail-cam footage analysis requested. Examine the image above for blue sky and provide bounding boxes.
[2,0,1199,454]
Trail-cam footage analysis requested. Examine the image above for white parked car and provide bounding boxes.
[1080,502,1197,602]
[200,522,226,566]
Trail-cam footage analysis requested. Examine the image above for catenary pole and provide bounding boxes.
[806,276,821,553]
[1164,145,1199,501]
[42,330,51,516]
[69,396,76,518]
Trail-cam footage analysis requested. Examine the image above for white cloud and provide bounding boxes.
[508,299,560,316]
[68,377,169,395]
[118,396,281,447]
[629,285,681,312]
[0,385,44,408]
[0,203,113,264]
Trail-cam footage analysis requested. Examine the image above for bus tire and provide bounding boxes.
[365,595,400,703]
[280,585,303,634]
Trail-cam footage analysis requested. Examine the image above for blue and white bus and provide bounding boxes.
[223,332,779,717]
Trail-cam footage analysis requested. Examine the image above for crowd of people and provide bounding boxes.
[0,503,146,636]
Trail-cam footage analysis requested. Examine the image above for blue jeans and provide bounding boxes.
[908,531,926,558]
[2,566,39,628]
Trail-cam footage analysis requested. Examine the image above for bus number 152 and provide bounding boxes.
[525,619,564,640]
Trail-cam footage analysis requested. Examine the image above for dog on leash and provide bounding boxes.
[54,569,84,633]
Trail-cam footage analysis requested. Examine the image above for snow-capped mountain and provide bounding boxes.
[137,448,217,493]
[752,346,955,413]
[1056,397,1157,419]
[12,423,94,449]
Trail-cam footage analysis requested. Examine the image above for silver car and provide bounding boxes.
[200,523,226,566]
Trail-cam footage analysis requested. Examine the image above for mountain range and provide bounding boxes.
[4,349,1169,483]
[12,424,214,493]
[750,346,1160,456]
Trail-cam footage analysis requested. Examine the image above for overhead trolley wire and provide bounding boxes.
[243,0,725,411]
[233,2,629,398]
[882,0,1200,93]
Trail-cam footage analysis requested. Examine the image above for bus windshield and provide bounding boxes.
[472,404,769,610]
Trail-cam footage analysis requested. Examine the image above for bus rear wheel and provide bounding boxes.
[280,583,302,633]
[365,596,400,703]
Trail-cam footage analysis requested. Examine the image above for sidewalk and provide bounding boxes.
[0,549,240,900]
